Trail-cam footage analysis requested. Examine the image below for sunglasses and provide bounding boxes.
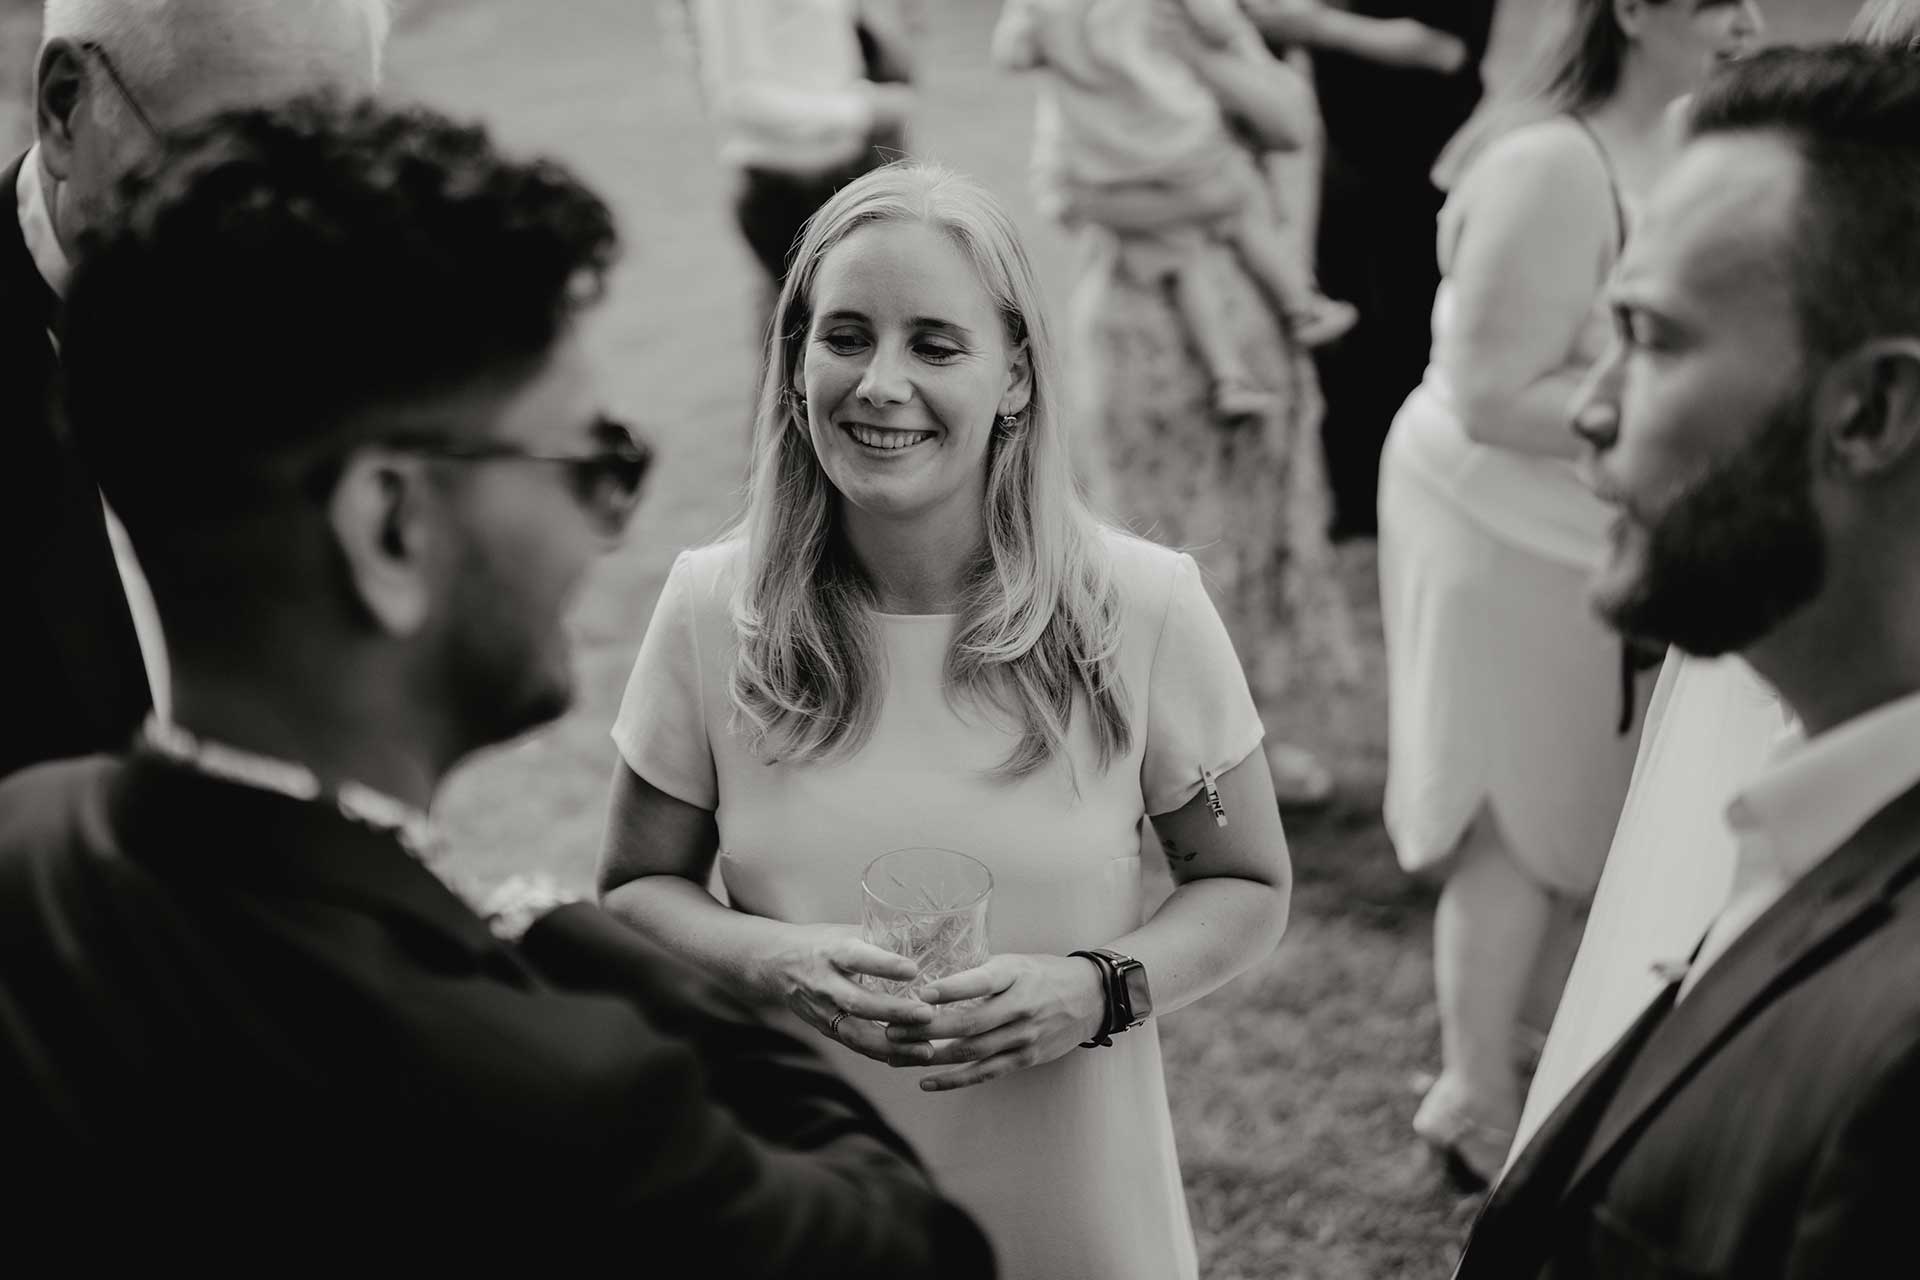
[387,415,653,537]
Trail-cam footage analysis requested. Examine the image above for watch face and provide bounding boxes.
[1120,962,1153,1023]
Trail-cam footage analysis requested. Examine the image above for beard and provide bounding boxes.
[1593,389,1827,657]
[439,542,579,753]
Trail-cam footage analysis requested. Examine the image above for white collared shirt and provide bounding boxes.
[143,716,443,862]
[142,717,581,941]
[1679,685,1920,999]
[16,145,71,296]
[17,145,171,725]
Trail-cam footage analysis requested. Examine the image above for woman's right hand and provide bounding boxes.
[759,923,939,1068]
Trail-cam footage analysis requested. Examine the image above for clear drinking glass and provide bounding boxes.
[860,846,993,998]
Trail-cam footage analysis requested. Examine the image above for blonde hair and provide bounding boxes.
[1851,0,1920,48]
[727,160,1130,781]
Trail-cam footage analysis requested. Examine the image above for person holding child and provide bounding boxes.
[994,0,1361,803]
[992,0,1354,419]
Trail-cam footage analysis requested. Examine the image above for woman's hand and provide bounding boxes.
[760,923,940,1067]
[884,954,1108,1092]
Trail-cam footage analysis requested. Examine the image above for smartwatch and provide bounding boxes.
[1070,948,1153,1048]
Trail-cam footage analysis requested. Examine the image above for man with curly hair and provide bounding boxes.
[1,0,388,782]
[0,95,994,1275]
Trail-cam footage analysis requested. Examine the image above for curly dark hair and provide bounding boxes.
[61,93,619,536]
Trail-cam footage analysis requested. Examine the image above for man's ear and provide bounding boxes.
[1815,339,1920,481]
[998,341,1034,420]
[34,39,87,181]
[327,449,435,636]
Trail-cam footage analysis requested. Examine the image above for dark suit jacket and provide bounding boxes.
[1456,778,1920,1279]
[0,151,150,782]
[0,751,995,1274]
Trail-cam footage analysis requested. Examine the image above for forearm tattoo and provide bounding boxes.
[1163,840,1201,871]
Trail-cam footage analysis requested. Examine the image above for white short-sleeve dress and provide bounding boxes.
[611,529,1265,1280]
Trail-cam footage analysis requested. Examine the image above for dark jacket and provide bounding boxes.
[0,750,996,1273]
[1455,779,1920,1279]
[0,152,151,781]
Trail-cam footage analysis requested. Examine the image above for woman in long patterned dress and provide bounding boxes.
[1056,16,1362,800]
[598,161,1291,1280]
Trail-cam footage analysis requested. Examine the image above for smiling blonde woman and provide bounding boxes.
[598,160,1292,1280]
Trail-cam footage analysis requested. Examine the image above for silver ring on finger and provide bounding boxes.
[829,1009,850,1039]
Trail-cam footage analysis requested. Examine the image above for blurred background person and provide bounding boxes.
[678,0,918,332]
[1510,0,1920,1162]
[1041,5,1362,807]
[1246,0,1500,542]
[993,0,1355,421]
[599,161,1291,1280]
[0,0,387,782]
[1376,0,1762,1185]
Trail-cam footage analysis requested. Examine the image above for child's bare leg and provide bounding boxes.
[1227,206,1313,317]
[1226,207,1358,349]
[1169,246,1277,419]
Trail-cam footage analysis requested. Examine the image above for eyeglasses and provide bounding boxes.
[78,41,164,143]
[388,415,653,537]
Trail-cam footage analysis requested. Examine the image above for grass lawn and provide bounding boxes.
[0,0,1864,1273]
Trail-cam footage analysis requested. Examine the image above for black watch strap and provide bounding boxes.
[1090,947,1147,1029]
[1069,949,1117,1048]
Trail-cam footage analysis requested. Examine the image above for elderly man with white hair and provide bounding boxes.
[0,0,388,782]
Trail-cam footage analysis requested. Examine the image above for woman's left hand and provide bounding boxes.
[884,953,1107,1092]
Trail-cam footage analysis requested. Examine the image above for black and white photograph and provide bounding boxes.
[3,0,1915,1275]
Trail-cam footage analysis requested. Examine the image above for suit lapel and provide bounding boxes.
[3,152,153,751]
[1456,980,1679,1277]
[1557,777,1920,1204]
[24,363,153,740]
